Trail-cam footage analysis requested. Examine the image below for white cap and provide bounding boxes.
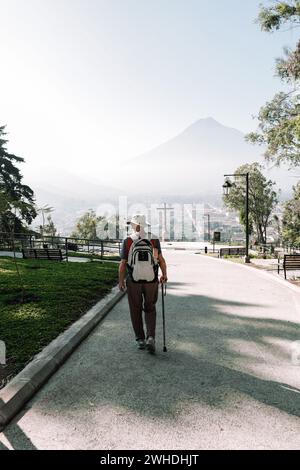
[127,214,150,227]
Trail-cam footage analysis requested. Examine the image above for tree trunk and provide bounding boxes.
[9,213,25,303]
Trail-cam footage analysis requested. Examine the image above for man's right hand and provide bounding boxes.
[119,280,126,291]
[118,259,127,291]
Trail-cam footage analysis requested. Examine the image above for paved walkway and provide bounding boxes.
[1,251,300,450]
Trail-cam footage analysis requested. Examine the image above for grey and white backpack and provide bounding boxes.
[127,238,159,282]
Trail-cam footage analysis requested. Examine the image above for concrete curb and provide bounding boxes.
[0,286,126,430]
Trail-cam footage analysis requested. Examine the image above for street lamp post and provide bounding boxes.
[223,173,250,264]
[245,172,249,263]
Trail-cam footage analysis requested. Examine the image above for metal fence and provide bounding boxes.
[1,232,299,259]
[0,232,122,259]
[253,243,300,256]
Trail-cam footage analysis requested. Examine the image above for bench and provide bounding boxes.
[219,247,246,258]
[22,248,67,261]
[278,254,300,280]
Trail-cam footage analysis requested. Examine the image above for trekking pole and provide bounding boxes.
[161,282,167,352]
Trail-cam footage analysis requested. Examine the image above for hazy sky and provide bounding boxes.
[0,0,298,182]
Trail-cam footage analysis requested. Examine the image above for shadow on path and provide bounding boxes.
[14,282,299,426]
[0,406,36,450]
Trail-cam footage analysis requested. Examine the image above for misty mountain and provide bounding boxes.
[25,118,298,234]
[25,168,121,235]
[115,117,297,199]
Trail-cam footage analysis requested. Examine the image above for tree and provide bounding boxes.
[223,163,278,244]
[0,194,29,303]
[41,214,57,237]
[258,1,300,32]
[0,190,7,214]
[0,126,38,303]
[0,125,37,233]
[71,210,105,239]
[36,204,54,239]
[272,213,283,245]
[246,1,300,168]
[282,182,300,246]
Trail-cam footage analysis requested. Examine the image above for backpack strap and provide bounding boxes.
[127,237,134,253]
[127,237,156,249]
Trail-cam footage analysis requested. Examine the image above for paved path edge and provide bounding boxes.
[0,285,126,430]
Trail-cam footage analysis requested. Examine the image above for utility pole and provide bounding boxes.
[116,210,119,240]
[204,213,211,242]
[156,203,173,242]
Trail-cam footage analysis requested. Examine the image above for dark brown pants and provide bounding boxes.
[126,279,159,340]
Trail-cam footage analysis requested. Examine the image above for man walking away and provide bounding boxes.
[119,214,168,353]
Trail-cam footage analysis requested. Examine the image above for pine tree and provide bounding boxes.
[0,125,37,233]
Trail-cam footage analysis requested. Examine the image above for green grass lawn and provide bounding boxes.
[0,257,119,388]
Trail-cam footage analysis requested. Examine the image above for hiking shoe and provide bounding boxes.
[146,336,156,354]
[137,339,146,350]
